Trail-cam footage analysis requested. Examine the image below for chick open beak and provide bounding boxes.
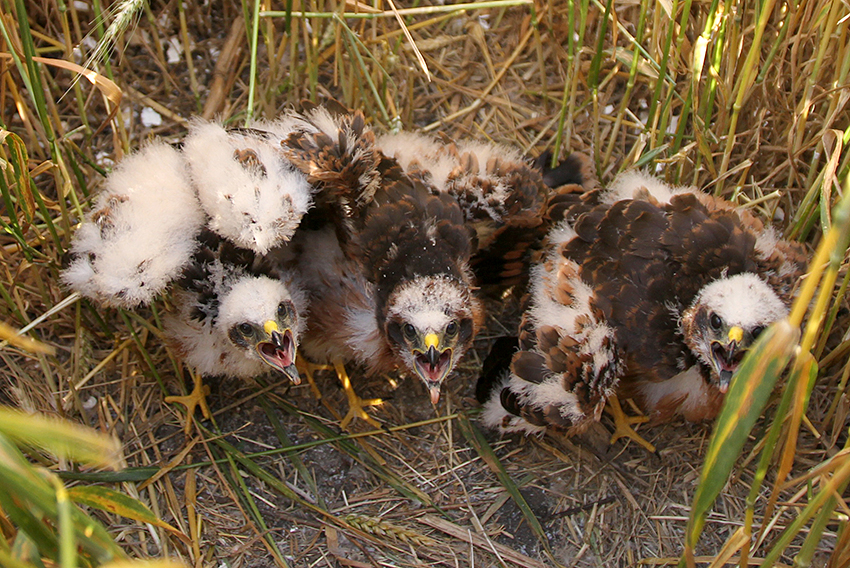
[412,334,453,404]
[256,320,300,385]
[710,326,745,393]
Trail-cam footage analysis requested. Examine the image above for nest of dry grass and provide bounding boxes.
[1,1,849,567]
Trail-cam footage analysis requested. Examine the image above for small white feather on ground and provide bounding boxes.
[63,141,204,307]
[183,120,313,254]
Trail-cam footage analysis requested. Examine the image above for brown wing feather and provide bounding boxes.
[693,192,807,300]
[281,107,382,222]
[468,152,597,290]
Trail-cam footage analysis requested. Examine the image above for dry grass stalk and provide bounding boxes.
[0,0,848,566]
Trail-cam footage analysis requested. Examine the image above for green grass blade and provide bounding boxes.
[456,412,552,556]
[215,445,290,568]
[67,486,186,542]
[53,480,75,568]
[645,0,679,142]
[246,0,261,124]
[9,531,47,568]
[58,468,160,483]
[208,431,329,519]
[0,433,125,563]
[258,397,327,509]
[0,407,120,468]
[0,549,39,568]
[586,0,611,93]
[681,319,799,566]
[276,399,440,511]
[761,451,850,567]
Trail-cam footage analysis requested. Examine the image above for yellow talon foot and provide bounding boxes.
[296,355,332,400]
[333,360,383,430]
[605,395,656,453]
[165,372,212,435]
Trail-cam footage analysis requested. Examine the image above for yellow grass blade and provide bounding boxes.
[101,562,187,568]
[0,408,120,468]
[681,320,799,567]
[67,486,189,544]
[0,321,55,356]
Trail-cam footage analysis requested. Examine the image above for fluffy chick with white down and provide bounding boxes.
[166,231,307,383]
[182,120,313,255]
[63,141,204,307]
[479,170,807,442]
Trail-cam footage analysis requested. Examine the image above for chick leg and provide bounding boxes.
[605,395,656,453]
[295,355,332,400]
[165,371,212,435]
[333,359,383,430]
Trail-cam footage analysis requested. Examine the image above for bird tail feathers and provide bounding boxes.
[282,105,383,209]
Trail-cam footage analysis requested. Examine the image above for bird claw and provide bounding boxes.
[333,360,383,430]
[296,355,332,400]
[605,395,656,453]
[165,371,212,435]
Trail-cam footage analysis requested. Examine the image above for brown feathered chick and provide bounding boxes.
[282,105,483,407]
[480,170,807,436]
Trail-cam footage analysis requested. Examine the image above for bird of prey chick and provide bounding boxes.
[479,170,807,450]
[65,126,313,431]
[281,105,483,424]
[166,229,304,384]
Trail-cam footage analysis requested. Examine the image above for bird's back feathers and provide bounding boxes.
[183,120,313,254]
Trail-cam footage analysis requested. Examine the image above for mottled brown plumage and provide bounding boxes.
[282,105,483,405]
[480,171,807,436]
[377,132,596,290]
[282,106,388,247]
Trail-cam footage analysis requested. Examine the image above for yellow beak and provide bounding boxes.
[727,326,743,344]
[424,333,440,349]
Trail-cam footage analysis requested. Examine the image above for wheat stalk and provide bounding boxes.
[344,514,436,547]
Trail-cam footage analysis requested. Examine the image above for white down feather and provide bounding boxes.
[183,120,313,254]
[63,141,203,307]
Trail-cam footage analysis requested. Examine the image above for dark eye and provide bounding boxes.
[709,313,722,330]
[445,321,458,337]
[403,323,417,340]
[238,322,253,336]
[751,325,765,339]
[277,302,290,321]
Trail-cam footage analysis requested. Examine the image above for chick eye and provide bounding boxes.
[238,322,254,336]
[709,313,723,330]
[445,321,458,337]
[277,302,290,321]
[403,323,417,340]
[751,325,765,339]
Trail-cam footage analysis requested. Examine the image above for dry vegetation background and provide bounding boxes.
[1,0,849,567]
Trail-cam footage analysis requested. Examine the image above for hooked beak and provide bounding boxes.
[257,324,300,385]
[412,344,453,404]
[710,326,745,393]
